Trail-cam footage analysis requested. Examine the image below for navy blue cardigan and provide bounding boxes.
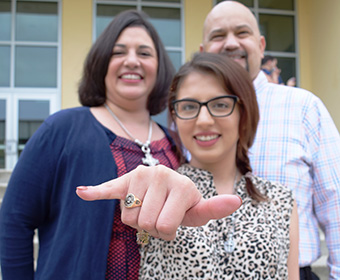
[0,107,174,279]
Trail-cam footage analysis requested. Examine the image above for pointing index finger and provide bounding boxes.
[76,173,132,201]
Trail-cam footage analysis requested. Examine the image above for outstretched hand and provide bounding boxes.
[76,165,242,241]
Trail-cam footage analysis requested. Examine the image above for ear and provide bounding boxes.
[259,36,266,59]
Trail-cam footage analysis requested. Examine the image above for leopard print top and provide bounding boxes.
[139,164,294,280]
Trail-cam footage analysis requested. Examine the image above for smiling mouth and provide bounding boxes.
[222,50,247,61]
[195,135,219,141]
[223,52,249,72]
[227,54,247,61]
[120,74,142,80]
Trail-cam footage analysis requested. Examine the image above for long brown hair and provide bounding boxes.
[168,52,265,202]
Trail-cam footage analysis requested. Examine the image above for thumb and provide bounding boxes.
[181,194,242,227]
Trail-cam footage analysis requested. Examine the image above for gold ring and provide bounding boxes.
[124,193,142,208]
[136,230,149,246]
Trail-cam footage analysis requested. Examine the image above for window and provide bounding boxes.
[0,0,61,169]
[215,0,297,85]
[18,100,50,156]
[0,0,59,88]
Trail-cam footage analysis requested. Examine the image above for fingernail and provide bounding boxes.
[77,186,88,191]
[236,195,243,205]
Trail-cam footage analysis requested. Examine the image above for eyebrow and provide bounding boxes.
[235,24,253,32]
[113,44,154,50]
[208,24,253,35]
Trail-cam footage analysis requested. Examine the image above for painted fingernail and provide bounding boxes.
[77,186,88,191]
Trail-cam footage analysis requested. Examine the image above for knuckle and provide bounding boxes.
[139,219,155,233]
[156,221,175,237]
[121,213,135,227]
[134,165,149,180]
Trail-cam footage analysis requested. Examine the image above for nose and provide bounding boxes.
[196,105,215,126]
[223,33,240,51]
[124,51,140,68]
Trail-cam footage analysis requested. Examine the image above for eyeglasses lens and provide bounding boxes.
[174,96,236,119]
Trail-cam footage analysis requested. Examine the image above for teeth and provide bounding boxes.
[196,135,218,141]
[121,74,141,80]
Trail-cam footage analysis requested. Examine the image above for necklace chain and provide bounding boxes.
[223,171,238,254]
[104,103,159,166]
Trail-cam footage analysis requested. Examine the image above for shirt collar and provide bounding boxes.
[253,70,268,93]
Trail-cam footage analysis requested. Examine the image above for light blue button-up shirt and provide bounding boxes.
[250,71,340,279]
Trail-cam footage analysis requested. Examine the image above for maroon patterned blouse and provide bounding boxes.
[105,135,180,280]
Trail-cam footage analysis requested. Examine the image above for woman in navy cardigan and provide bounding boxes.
[0,10,179,280]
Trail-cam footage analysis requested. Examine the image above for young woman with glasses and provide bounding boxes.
[139,52,300,280]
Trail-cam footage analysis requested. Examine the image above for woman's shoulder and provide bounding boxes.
[43,106,103,132]
[33,106,107,143]
[246,173,293,201]
[46,106,91,124]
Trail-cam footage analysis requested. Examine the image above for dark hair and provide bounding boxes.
[78,10,175,115]
[261,55,275,66]
[168,52,265,202]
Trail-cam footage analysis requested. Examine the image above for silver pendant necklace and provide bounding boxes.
[224,172,238,254]
[104,103,159,166]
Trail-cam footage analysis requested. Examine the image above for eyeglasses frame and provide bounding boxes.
[172,95,240,120]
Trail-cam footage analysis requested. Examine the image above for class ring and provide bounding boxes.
[124,193,142,208]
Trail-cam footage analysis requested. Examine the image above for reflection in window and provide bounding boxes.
[18,100,49,155]
[16,1,58,42]
[0,100,5,168]
[15,46,57,87]
[0,46,10,87]
[276,57,296,85]
[0,0,11,41]
[259,14,295,52]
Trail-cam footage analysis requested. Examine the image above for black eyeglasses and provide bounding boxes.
[172,95,239,120]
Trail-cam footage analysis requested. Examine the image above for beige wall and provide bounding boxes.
[298,0,340,130]
[184,0,212,60]
[61,0,92,109]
